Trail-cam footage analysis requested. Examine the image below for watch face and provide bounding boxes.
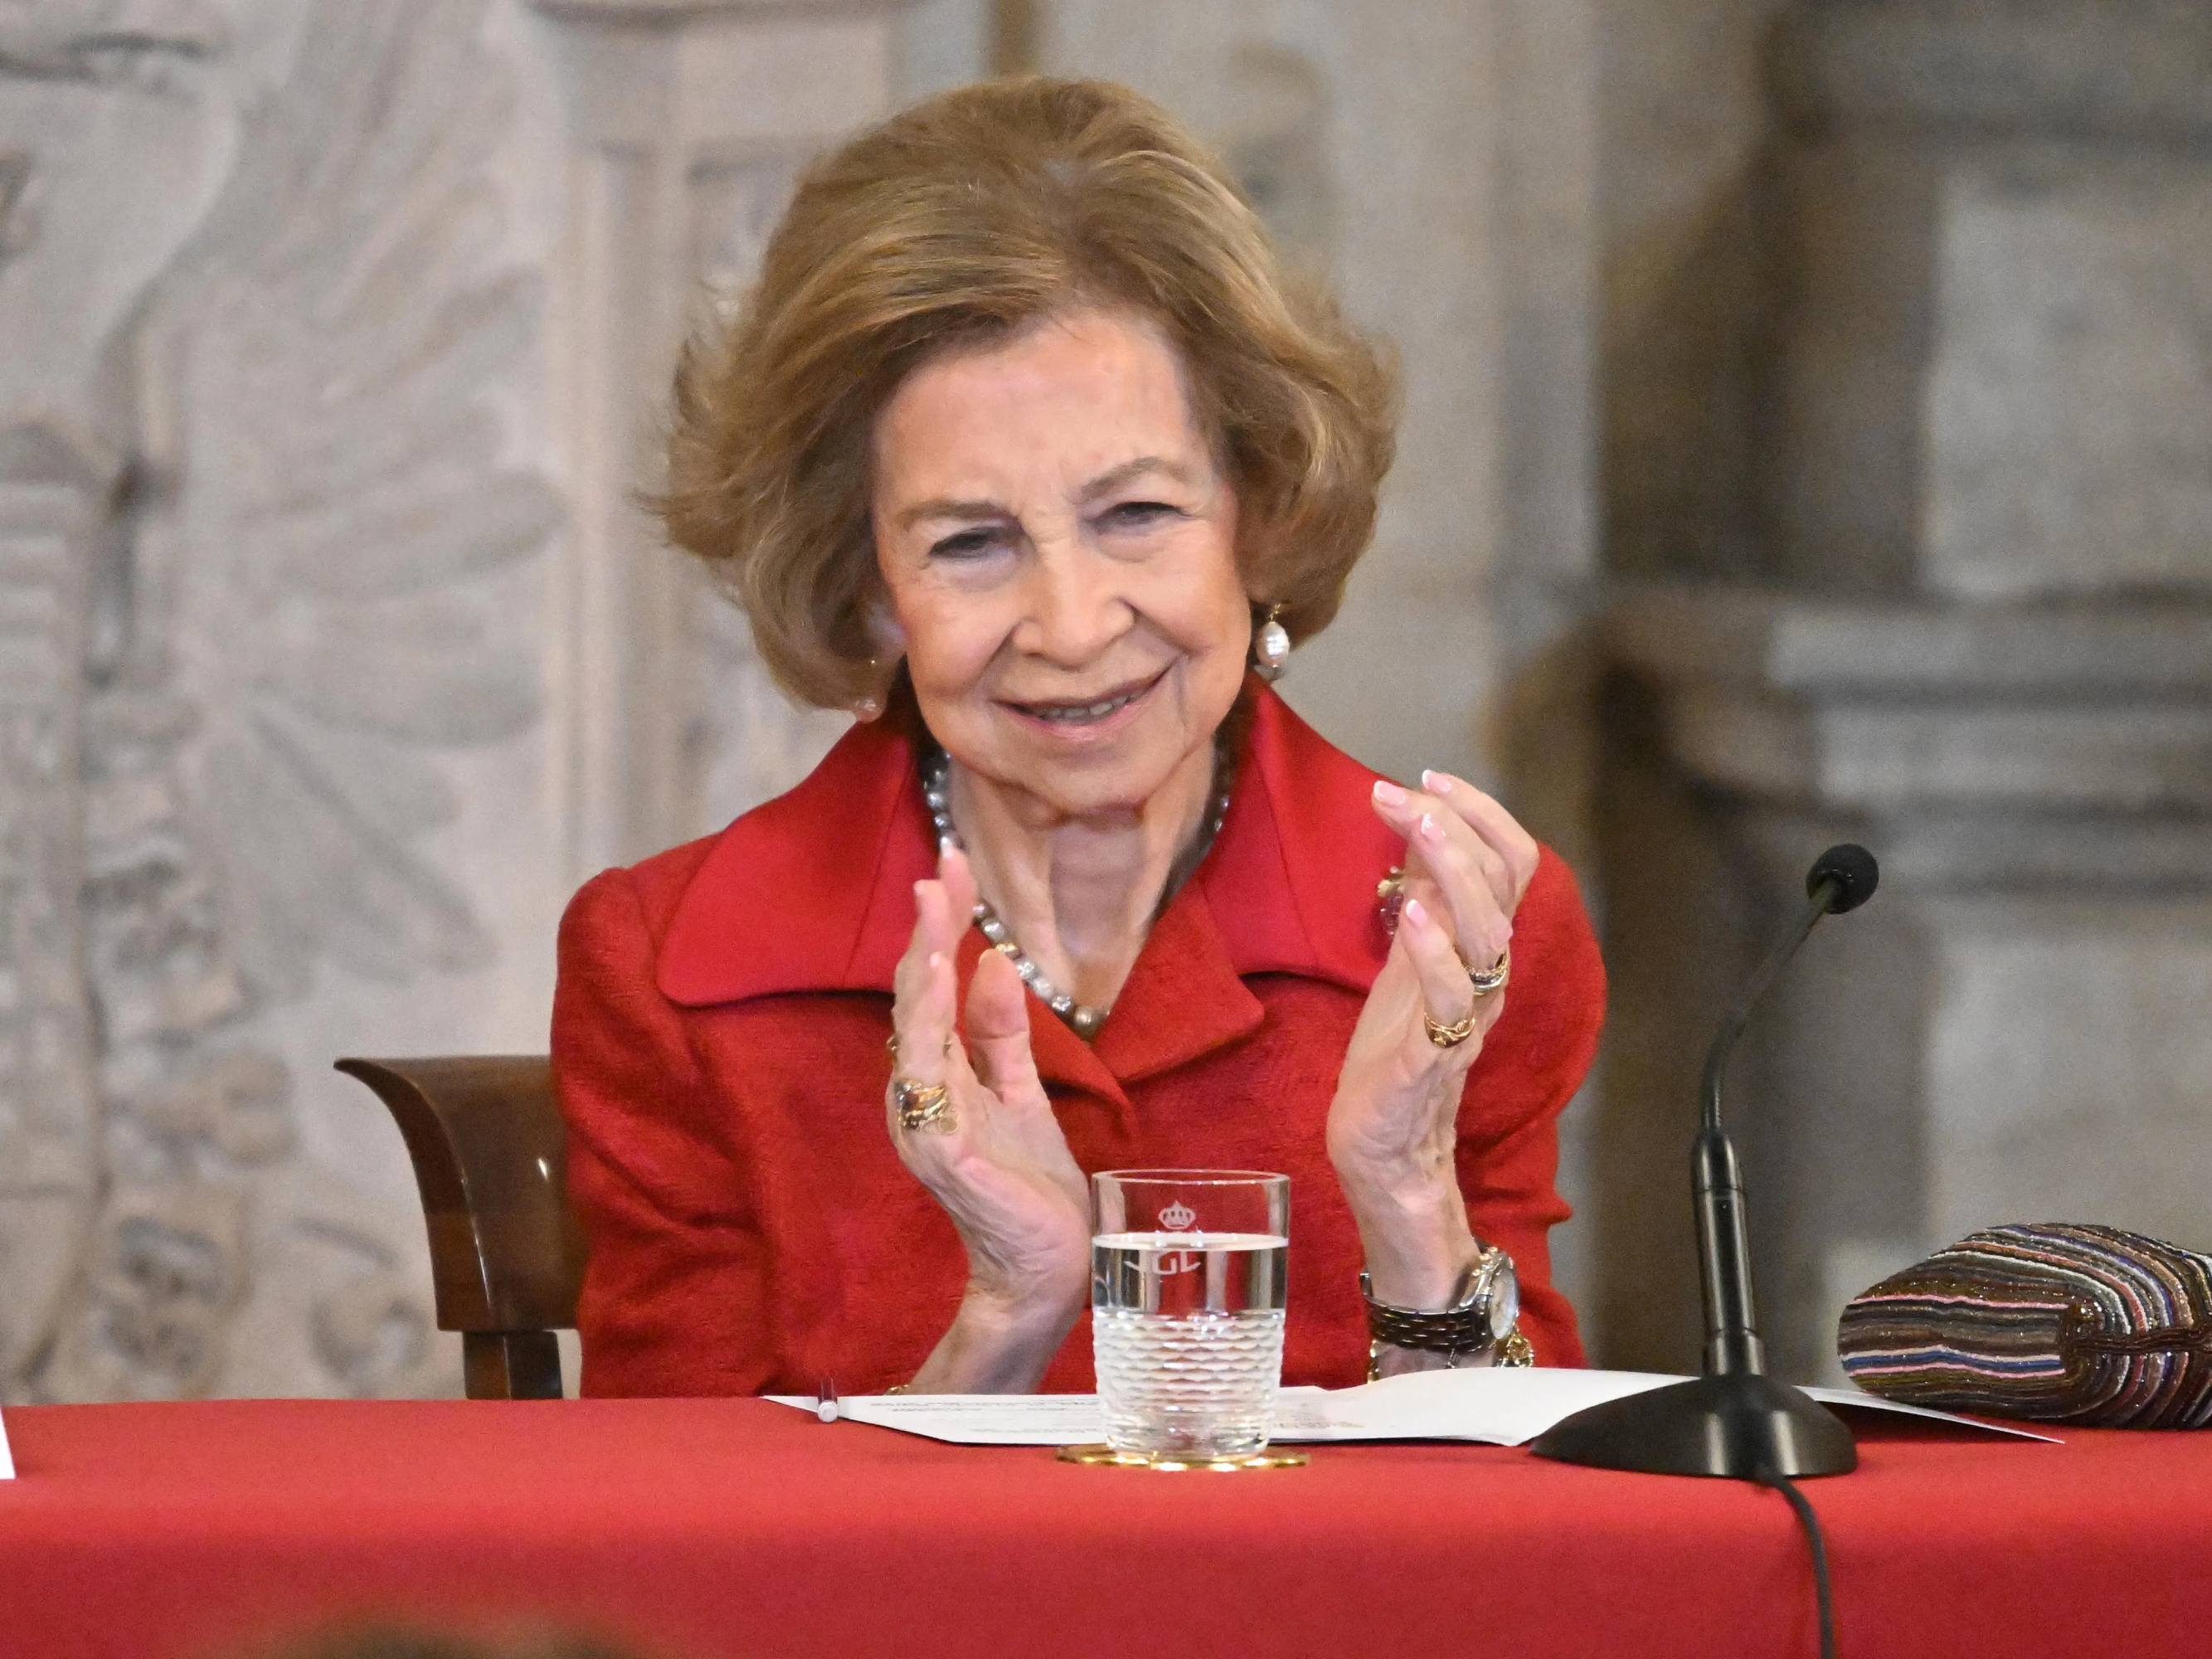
[1488,1259,1520,1344]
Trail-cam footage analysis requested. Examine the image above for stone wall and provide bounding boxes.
[0,0,909,1403]
[1593,0,2212,1379]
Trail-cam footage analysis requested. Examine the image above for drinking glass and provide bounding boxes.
[1091,1170,1291,1458]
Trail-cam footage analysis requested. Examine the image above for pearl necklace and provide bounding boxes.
[919,744,1232,1041]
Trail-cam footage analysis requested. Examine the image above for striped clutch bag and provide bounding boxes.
[1836,1223,2212,1428]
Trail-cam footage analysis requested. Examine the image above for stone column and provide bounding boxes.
[1597,1,2212,1379]
[532,0,909,879]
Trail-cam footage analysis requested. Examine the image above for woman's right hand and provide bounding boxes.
[888,845,1091,1392]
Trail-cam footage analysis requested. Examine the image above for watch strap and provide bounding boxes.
[1360,1251,1513,1356]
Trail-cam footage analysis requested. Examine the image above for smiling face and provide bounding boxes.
[870,307,1253,820]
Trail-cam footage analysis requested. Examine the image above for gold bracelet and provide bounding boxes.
[1368,1331,1535,1382]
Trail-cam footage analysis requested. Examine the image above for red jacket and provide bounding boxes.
[553,685,1605,1396]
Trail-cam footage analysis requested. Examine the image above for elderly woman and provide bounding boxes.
[553,77,1604,1397]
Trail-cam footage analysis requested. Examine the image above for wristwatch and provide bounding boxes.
[1362,1244,1533,1379]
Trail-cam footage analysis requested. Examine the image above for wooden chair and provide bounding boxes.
[336,1056,587,1400]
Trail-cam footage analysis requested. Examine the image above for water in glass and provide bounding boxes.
[1091,1171,1290,1457]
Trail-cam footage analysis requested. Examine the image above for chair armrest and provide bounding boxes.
[337,1056,586,1336]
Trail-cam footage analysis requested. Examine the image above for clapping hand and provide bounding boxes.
[887,845,1090,1389]
[1325,771,1539,1309]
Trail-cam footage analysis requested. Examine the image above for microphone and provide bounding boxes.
[1532,845,1880,1481]
[1809,843,1878,913]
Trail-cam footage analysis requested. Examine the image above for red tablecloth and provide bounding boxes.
[1,1399,2205,1659]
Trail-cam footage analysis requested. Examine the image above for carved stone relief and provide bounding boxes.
[0,0,926,1401]
[0,458,100,1394]
[0,0,244,1401]
[1,0,559,1402]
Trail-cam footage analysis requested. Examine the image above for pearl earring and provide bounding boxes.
[1252,604,1290,682]
[853,657,885,722]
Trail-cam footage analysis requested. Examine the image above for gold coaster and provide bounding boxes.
[1056,1443,1310,1471]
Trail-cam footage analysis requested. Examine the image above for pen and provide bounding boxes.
[815,1379,839,1423]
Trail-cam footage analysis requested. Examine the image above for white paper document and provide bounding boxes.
[771,1368,2056,1447]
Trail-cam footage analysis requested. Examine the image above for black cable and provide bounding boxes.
[1757,1470,1836,1659]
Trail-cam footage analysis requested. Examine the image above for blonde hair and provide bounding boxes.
[659,75,1398,709]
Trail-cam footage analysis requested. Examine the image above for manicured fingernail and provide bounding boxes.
[1373,780,1408,807]
[1422,770,1450,794]
[1403,897,1430,928]
[1418,813,1445,843]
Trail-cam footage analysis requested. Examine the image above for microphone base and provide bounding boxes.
[1528,1372,1858,1480]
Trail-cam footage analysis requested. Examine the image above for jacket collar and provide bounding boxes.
[656,682,1402,1092]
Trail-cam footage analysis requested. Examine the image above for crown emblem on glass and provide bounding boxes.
[1159,1199,1197,1232]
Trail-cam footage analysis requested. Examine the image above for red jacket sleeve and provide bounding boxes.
[1455,845,1605,1367]
[552,864,769,1396]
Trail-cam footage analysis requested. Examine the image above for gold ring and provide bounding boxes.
[1470,948,1510,996]
[1423,1008,1479,1048]
[892,1077,955,1133]
[1376,867,1407,933]
[887,1029,952,1063]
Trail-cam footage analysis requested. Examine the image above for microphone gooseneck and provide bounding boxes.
[1532,843,1878,1482]
[1699,890,1830,1138]
[1694,846,1877,1374]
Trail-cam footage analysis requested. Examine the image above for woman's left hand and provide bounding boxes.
[1325,771,1540,1311]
